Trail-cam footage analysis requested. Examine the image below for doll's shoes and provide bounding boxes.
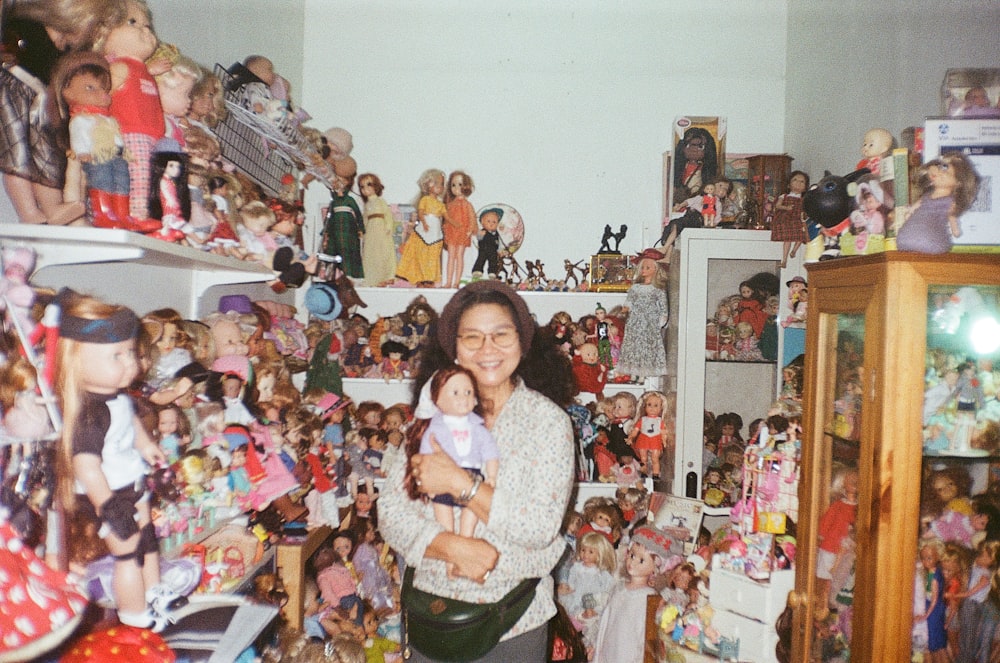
[0,520,89,662]
[147,583,189,615]
[152,227,187,243]
[117,607,171,633]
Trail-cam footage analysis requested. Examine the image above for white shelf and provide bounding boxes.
[0,224,278,318]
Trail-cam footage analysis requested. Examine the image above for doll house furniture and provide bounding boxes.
[787,252,1000,662]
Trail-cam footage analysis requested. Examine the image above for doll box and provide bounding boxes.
[923,117,1000,251]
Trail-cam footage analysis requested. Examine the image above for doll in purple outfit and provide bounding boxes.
[406,365,499,539]
[896,152,980,255]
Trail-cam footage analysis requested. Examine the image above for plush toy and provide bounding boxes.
[896,152,980,255]
[802,167,871,261]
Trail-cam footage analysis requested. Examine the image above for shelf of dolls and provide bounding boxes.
[0,224,278,319]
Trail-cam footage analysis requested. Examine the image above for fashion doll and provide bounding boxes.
[471,206,504,278]
[816,466,859,612]
[616,248,669,381]
[897,152,980,255]
[443,170,477,289]
[918,540,948,663]
[592,526,673,663]
[628,391,670,480]
[357,173,398,287]
[148,149,192,242]
[405,366,499,540]
[322,158,364,278]
[733,280,767,339]
[101,0,167,221]
[51,51,154,232]
[771,170,809,267]
[395,168,447,285]
[315,530,364,626]
[54,289,185,631]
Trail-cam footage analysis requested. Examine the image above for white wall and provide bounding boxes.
[299,0,788,269]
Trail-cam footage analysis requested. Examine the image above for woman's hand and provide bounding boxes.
[446,535,499,583]
[411,436,469,499]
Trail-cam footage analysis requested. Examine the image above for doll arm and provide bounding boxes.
[134,414,167,467]
[483,458,499,486]
[109,61,130,92]
[949,213,962,238]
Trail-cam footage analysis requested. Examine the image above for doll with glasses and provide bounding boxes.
[897,152,981,255]
[405,366,499,540]
[443,170,477,289]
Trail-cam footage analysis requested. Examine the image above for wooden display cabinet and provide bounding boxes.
[746,154,793,230]
[789,252,1000,662]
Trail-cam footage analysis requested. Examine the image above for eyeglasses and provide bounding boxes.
[456,328,518,351]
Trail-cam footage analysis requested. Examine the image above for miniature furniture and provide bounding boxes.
[746,154,793,230]
[788,252,1000,662]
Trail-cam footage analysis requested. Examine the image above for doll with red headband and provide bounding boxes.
[616,248,669,382]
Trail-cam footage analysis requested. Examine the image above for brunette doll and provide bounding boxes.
[627,390,671,480]
[395,168,448,285]
[357,173,398,286]
[733,280,767,339]
[148,149,191,242]
[770,170,809,267]
[616,248,669,381]
[897,152,980,255]
[443,170,477,289]
[322,158,364,278]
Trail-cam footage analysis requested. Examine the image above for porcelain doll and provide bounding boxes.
[471,206,504,278]
[770,171,809,267]
[627,390,671,480]
[592,526,673,663]
[395,168,447,285]
[405,366,499,542]
[321,157,364,278]
[897,152,980,255]
[148,149,191,242]
[356,173,398,287]
[53,289,185,631]
[443,170,477,288]
[617,248,669,381]
[101,0,168,221]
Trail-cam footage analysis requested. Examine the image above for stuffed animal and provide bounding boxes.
[802,168,871,261]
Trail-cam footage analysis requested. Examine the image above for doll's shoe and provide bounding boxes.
[146,583,188,615]
[118,607,171,633]
[109,194,162,234]
[152,227,186,243]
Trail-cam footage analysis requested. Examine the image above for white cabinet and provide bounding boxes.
[674,228,802,498]
[710,567,794,663]
[0,225,282,318]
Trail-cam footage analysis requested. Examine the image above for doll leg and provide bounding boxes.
[433,502,456,533]
[3,174,84,225]
[458,507,480,539]
[789,241,801,259]
[781,241,791,269]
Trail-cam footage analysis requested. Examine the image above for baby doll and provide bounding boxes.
[734,320,764,361]
[357,173,398,287]
[558,531,617,643]
[322,157,364,278]
[50,51,157,232]
[148,148,192,242]
[471,206,504,279]
[770,170,809,267]
[856,128,893,177]
[897,152,980,255]
[101,0,168,222]
[849,181,888,240]
[616,248,669,382]
[443,170,477,289]
[816,466,859,612]
[236,199,278,263]
[54,289,184,631]
[0,246,38,338]
[154,53,200,148]
[396,168,448,285]
[628,390,671,480]
[592,526,673,663]
[405,366,499,540]
[573,342,608,400]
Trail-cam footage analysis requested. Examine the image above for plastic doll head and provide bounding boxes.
[611,392,637,421]
[355,401,384,429]
[243,55,275,86]
[381,405,406,432]
[641,391,665,418]
[736,321,754,339]
[445,170,474,203]
[100,0,157,61]
[920,540,943,570]
[702,182,716,196]
[579,342,599,365]
[788,170,809,194]
[51,52,112,120]
[435,371,477,418]
[157,404,180,436]
[577,531,617,573]
[479,208,502,232]
[239,200,276,235]
[861,128,893,159]
[417,168,446,197]
[357,173,384,202]
[353,489,376,516]
[332,531,355,563]
[157,55,200,117]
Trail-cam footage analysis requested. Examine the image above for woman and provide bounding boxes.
[379,280,576,662]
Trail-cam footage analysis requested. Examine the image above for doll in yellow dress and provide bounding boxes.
[358,173,398,286]
[395,169,447,286]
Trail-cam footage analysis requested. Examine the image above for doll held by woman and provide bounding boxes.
[405,366,499,540]
[897,152,980,255]
[616,248,668,381]
[54,289,186,631]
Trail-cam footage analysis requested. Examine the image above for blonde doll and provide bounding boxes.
[443,170,477,289]
[917,540,948,663]
[628,390,670,480]
[616,248,669,382]
[395,168,448,286]
[54,290,184,631]
[558,531,617,643]
[357,173,398,286]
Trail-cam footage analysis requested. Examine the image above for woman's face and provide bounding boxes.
[455,303,521,395]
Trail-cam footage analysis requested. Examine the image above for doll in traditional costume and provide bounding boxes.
[616,248,669,381]
[148,148,191,242]
[443,170,477,289]
[357,173,398,287]
[897,152,980,255]
[771,171,809,267]
[322,157,364,278]
[396,168,447,285]
[628,390,671,480]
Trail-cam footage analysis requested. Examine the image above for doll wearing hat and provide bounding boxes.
[616,248,669,382]
[592,525,673,663]
[471,206,504,279]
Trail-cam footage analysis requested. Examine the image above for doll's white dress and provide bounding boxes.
[591,582,657,663]
[616,282,668,380]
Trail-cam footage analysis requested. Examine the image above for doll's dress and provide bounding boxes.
[353,541,394,610]
[305,333,344,396]
[925,565,948,652]
[616,282,668,380]
[735,297,767,338]
[632,416,665,453]
[591,582,657,663]
[323,189,364,277]
[149,347,192,390]
[734,335,764,362]
[396,195,445,284]
[896,194,955,255]
[560,562,614,617]
[361,195,398,286]
[444,197,475,247]
[770,192,807,242]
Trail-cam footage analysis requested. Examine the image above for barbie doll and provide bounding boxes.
[897,152,980,254]
[770,170,809,267]
[357,173,398,286]
[443,170,477,289]
[816,466,858,613]
[616,248,669,381]
[396,168,447,285]
[628,390,671,480]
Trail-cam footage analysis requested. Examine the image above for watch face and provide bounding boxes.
[474,203,524,254]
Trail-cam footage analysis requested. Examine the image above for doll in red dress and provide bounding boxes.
[573,342,608,400]
[627,390,671,480]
